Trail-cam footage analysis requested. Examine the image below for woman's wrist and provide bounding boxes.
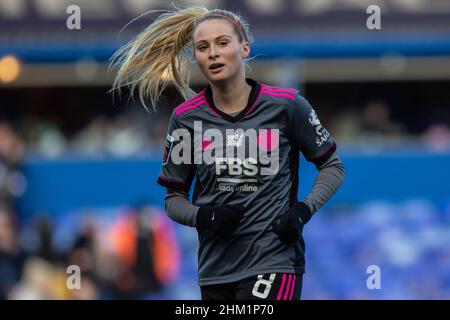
[294,201,312,225]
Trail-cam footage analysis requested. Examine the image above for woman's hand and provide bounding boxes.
[196,205,245,236]
[272,202,312,245]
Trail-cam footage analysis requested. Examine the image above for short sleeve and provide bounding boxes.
[289,93,337,167]
[156,112,196,192]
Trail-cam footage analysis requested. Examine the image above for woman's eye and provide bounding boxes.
[197,46,207,51]
[219,41,228,46]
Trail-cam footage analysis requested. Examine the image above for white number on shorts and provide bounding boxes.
[252,273,276,299]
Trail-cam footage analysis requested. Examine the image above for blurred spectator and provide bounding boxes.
[105,117,148,157]
[361,100,405,139]
[72,115,155,158]
[332,109,364,142]
[68,217,98,278]
[20,115,67,157]
[68,271,100,300]
[0,203,26,300]
[72,116,111,156]
[33,122,67,158]
[424,124,450,151]
[134,207,161,297]
[0,122,26,204]
[109,206,165,299]
[30,214,56,263]
[0,122,24,165]
[332,100,408,147]
[7,257,64,300]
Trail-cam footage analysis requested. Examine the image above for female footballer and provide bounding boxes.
[111,7,345,300]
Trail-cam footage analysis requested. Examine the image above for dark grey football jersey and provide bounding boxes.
[157,78,336,286]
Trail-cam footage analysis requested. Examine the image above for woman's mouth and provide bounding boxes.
[209,63,225,73]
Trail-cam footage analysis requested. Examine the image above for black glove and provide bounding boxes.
[272,202,312,245]
[196,205,245,236]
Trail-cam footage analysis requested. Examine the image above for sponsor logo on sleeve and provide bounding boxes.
[309,110,330,147]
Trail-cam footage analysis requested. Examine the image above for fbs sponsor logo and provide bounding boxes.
[165,121,280,177]
[215,157,258,178]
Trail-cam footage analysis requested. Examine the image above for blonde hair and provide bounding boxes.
[110,7,252,111]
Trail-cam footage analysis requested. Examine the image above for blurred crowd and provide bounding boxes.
[303,200,450,299]
[330,100,450,151]
[1,98,449,160]
[0,123,180,300]
[16,111,170,159]
[0,202,180,300]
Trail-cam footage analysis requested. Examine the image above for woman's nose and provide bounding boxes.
[209,46,218,59]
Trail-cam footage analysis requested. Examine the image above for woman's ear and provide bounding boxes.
[242,41,250,59]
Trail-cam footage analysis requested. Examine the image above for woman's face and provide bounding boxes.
[193,18,249,84]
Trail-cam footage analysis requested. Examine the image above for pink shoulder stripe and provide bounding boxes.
[176,95,203,111]
[175,100,205,116]
[261,89,296,101]
[175,92,206,116]
[261,84,297,95]
[176,96,204,114]
[174,91,205,112]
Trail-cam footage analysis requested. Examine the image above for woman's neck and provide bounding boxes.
[210,76,252,114]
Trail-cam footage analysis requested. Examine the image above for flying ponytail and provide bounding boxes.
[110,6,252,111]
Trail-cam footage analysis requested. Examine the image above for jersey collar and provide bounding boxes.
[204,78,261,122]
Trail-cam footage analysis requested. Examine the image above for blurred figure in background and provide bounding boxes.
[109,205,179,299]
[0,124,27,300]
[0,203,26,299]
[34,214,56,263]
[7,257,67,300]
[424,124,450,151]
[134,207,161,297]
[361,100,405,140]
[66,216,102,299]
[0,122,26,205]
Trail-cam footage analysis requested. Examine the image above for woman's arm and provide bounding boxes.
[273,150,344,244]
[164,188,199,227]
[302,151,345,214]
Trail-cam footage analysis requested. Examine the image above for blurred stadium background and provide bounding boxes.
[1,0,450,299]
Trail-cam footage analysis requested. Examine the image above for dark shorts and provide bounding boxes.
[200,273,303,300]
